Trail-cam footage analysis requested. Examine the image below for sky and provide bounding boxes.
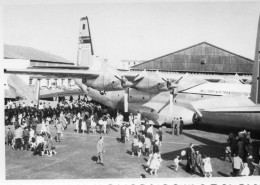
[3,1,260,68]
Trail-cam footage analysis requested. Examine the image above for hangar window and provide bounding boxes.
[82,24,85,30]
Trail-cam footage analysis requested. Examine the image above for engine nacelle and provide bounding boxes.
[82,74,124,91]
[134,78,168,93]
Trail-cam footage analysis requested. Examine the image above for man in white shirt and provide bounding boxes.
[233,154,243,176]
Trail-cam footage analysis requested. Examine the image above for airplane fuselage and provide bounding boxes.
[75,79,251,126]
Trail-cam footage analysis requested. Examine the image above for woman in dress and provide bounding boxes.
[203,155,213,177]
[146,152,163,175]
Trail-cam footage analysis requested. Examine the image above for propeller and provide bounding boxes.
[134,70,148,82]
[156,71,189,112]
[114,75,133,112]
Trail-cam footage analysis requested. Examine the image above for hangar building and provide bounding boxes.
[4,44,75,88]
[131,42,253,75]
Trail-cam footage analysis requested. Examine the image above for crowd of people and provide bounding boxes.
[5,98,260,178]
[5,97,113,157]
[224,130,260,176]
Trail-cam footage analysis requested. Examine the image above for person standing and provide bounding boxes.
[56,121,63,142]
[120,124,126,143]
[14,125,23,150]
[233,153,243,176]
[86,116,91,134]
[172,118,176,135]
[97,136,105,166]
[6,127,13,146]
[203,155,213,177]
[179,117,184,135]
[186,143,195,173]
[106,114,112,134]
[32,116,38,133]
[158,127,163,147]
[176,118,180,136]
[246,155,255,176]
[173,155,182,172]
[144,135,152,156]
[195,150,204,176]
[23,127,30,150]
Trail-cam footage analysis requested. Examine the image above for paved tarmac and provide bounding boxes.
[4,123,259,179]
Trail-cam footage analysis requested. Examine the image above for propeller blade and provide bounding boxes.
[114,75,122,81]
[124,88,129,112]
[175,73,189,84]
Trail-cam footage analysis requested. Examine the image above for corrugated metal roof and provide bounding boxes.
[4,44,74,65]
[131,42,253,74]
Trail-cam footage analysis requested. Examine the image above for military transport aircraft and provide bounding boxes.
[4,16,257,130]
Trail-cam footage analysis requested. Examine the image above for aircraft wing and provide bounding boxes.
[4,67,99,79]
[200,105,260,113]
[40,88,85,99]
[191,95,255,116]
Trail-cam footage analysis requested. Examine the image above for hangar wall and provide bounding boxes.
[131,42,253,74]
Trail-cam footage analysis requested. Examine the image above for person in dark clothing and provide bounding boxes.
[152,140,160,154]
[23,127,30,150]
[106,115,112,134]
[158,127,163,146]
[195,150,204,176]
[6,127,13,146]
[237,137,244,161]
[120,124,126,143]
[186,143,195,174]
[246,155,255,176]
[179,117,184,135]
[230,136,238,157]
[86,117,91,134]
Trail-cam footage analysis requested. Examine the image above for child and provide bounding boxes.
[203,155,213,177]
[30,138,37,151]
[173,155,182,172]
[138,139,143,157]
[131,136,139,156]
[240,163,250,176]
[44,133,57,157]
[146,152,163,175]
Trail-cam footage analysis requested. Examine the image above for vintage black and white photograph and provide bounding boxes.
[3,0,260,183]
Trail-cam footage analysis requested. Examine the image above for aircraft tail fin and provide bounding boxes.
[250,15,260,104]
[77,16,94,67]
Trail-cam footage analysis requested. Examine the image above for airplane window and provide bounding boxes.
[130,96,132,98]
[143,97,145,99]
